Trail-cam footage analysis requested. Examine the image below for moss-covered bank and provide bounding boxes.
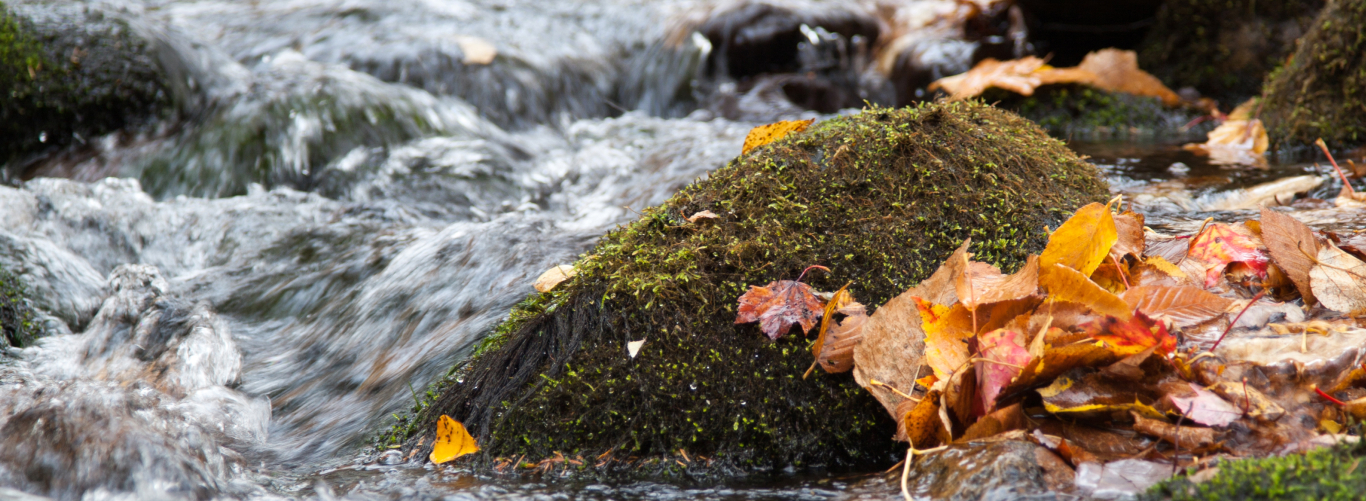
[984,85,1202,140]
[401,101,1111,472]
[1261,0,1366,150]
[1145,439,1366,500]
[1137,0,1324,105]
[0,265,39,350]
[0,1,173,180]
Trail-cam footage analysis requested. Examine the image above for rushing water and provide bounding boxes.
[0,0,1361,500]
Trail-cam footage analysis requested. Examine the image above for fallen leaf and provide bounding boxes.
[1131,412,1216,449]
[1037,373,1164,419]
[454,36,497,65]
[995,343,1119,408]
[685,210,720,223]
[735,279,825,340]
[430,414,479,464]
[1259,208,1320,305]
[1041,202,1119,276]
[1110,212,1146,261]
[1187,223,1270,287]
[1182,119,1270,166]
[627,339,646,358]
[741,119,814,155]
[977,328,1029,413]
[1309,242,1366,313]
[967,255,1040,308]
[1099,345,1158,381]
[900,388,950,447]
[1205,381,1284,422]
[959,403,1026,442]
[815,302,867,373]
[1120,285,1232,327]
[1039,264,1133,320]
[945,365,979,427]
[1076,48,1181,106]
[853,277,946,417]
[916,298,975,379]
[1083,310,1175,356]
[534,264,577,293]
[1134,256,1190,285]
[928,57,1054,100]
[1165,382,1240,427]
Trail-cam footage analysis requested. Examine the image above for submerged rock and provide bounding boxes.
[404,101,1110,472]
[1262,0,1366,150]
[0,1,180,180]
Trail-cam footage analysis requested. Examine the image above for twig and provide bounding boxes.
[1112,254,1131,289]
[871,379,919,401]
[901,446,914,501]
[1316,138,1356,195]
[1210,290,1266,352]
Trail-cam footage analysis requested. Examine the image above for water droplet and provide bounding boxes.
[38,131,46,143]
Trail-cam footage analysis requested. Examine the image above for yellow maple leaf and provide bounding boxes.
[430,414,479,464]
[742,119,814,155]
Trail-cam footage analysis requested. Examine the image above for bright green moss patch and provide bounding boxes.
[1146,440,1366,500]
[0,265,39,349]
[405,101,1110,472]
[1262,0,1366,149]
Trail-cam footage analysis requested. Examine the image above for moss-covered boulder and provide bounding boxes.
[0,264,39,350]
[1137,0,1324,105]
[984,84,1200,140]
[0,1,175,180]
[1262,0,1366,150]
[407,101,1110,472]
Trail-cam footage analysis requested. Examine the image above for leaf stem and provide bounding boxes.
[1315,385,1347,406]
[1316,138,1356,195]
[1210,290,1266,352]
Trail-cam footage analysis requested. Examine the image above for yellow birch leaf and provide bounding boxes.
[741,119,814,155]
[1039,264,1133,320]
[1040,202,1118,276]
[430,414,479,464]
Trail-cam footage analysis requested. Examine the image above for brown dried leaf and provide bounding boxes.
[853,266,955,417]
[1077,48,1181,106]
[1110,211,1146,260]
[929,57,1059,100]
[814,302,866,373]
[1259,208,1320,305]
[534,264,577,293]
[1206,381,1284,422]
[1183,119,1270,166]
[1041,202,1119,276]
[1309,242,1366,313]
[1120,285,1233,327]
[685,210,720,223]
[970,255,1041,308]
[958,403,1026,443]
[1039,264,1133,320]
[1132,413,1216,448]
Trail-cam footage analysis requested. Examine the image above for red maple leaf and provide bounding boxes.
[735,266,829,340]
[1082,310,1175,355]
[1187,223,1269,287]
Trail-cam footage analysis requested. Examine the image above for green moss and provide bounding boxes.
[985,84,1197,139]
[0,264,39,349]
[1146,439,1366,500]
[0,2,172,175]
[1137,0,1324,105]
[1262,0,1366,149]
[405,101,1111,472]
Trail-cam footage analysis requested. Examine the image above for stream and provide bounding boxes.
[0,1,1360,500]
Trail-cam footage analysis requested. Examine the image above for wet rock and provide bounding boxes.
[0,1,181,180]
[410,101,1110,472]
[901,441,1076,500]
[1262,0,1366,150]
[1136,0,1325,105]
[0,264,39,349]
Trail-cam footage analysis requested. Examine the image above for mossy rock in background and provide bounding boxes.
[1145,439,1366,500]
[0,1,175,181]
[405,101,1110,472]
[0,264,39,350]
[984,84,1202,140]
[1262,0,1366,150]
[1136,0,1324,106]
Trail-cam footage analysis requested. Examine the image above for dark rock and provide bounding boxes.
[396,101,1111,473]
[1262,0,1366,150]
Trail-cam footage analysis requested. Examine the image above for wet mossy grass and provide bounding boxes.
[0,1,172,179]
[0,265,39,350]
[1137,0,1324,106]
[397,101,1110,475]
[1262,0,1366,150]
[983,85,1205,141]
[1146,438,1366,500]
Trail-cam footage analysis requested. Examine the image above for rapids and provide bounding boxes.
[0,0,1358,499]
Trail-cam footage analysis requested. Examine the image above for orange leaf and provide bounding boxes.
[1076,49,1181,106]
[965,255,1040,309]
[741,119,814,155]
[1082,310,1175,356]
[1039,264,1133,320]
[1120,285,1232,327]
[1260,208,1320,305]
[1040,202,1118,276]
[1187,223,1270,286]
[735,280,824,340]
[915,298,974,379]
[814,302,867,373]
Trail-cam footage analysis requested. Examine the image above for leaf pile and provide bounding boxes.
[738,200,1366,477]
